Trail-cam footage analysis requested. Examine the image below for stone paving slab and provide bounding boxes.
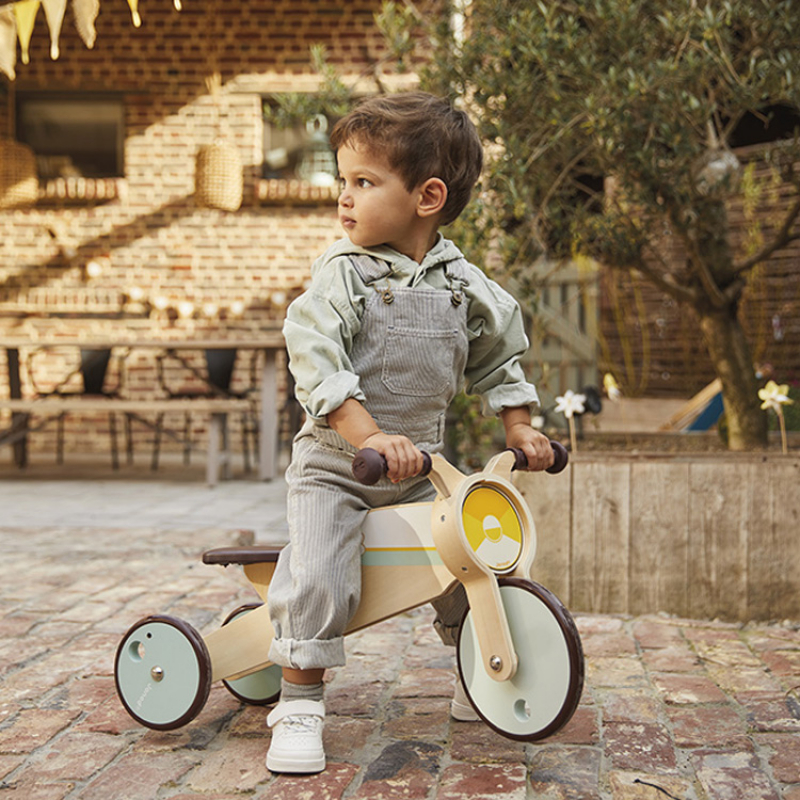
[1,523,799,799]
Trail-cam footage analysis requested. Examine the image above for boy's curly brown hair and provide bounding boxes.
[329,92,483,225]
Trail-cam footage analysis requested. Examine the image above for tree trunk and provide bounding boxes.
[697,307,767,450]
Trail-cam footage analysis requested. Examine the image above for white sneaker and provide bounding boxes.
[266,699,326,774]
[451,676,480,722]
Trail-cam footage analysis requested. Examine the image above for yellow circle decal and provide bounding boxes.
[461,486,522,571]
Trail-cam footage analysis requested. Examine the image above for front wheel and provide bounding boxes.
[115,614,212,730]
[457,578,584,741]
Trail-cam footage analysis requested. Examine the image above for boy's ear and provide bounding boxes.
[417,178,448,218]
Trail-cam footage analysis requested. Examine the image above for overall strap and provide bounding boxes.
[444,257,471,307]
[349,254,395,304]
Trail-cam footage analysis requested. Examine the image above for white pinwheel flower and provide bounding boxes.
[555,390,586,420]
[758,380,794,413]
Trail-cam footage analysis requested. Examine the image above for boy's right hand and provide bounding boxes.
[361,431,425,483]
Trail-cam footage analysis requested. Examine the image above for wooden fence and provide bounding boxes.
[516,452,800,622]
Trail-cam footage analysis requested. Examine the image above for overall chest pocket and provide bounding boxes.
[381,326,458,397]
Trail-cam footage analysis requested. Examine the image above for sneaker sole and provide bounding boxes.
[267,753,326,774]
[450,699,480,722]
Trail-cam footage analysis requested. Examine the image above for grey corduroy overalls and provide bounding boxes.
[267,254,472,671]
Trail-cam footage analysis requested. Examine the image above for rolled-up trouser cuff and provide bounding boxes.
[268,635,347,671]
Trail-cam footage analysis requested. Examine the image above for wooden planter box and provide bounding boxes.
[516,452,800,622]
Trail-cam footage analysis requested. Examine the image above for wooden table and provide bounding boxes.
[0,335,286,481]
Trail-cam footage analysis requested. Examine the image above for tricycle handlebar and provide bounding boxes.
[352,441,568,486]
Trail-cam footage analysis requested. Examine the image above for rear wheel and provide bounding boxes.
[115,615,212,730]
[221,603,282,706]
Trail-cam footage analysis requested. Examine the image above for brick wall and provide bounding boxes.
[0,0,395,459]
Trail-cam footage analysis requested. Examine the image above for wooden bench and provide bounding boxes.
[0,397,252,486]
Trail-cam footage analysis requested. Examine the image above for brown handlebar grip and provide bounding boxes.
[508,441,569,474]
[352,448,432,485]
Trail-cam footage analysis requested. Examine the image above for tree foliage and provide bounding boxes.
[411,1,798,278]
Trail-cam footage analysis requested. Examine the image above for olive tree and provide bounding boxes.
[386,0,800,449]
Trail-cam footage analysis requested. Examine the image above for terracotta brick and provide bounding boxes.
[587,656,649,689]
[651,673,728,704]
[257,762,359,799]
[381,697,451,740]
[603,722,677,773]
[394,668,454,698]
[740,695,800,733]
[352,768,436,800]
[79,751,198,800]
[608,771,693,800]
[705,666,784,695]
[437,763,528,800]
[529,746,602,799]
[581,632,638,658]
[755,733,800,783]
[448,723,527,763]
[602,690,663,723]
[640,644,701,673]
[324,717,378,761]
[0,778,74,800]
[545,705,600,745]
[0,754,25,781]
[576,615,626,636]
[690,750,782,800]
[0,708,80,755]
[760,649,800,676]
[186,736,268,792]
[37,732,127,782]
[324,681,388,717]
[631,618,686,649]
[667,705,750,749]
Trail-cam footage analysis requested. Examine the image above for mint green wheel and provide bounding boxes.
[457,578,584,741]
[221,603,281,706]
[115,615,212,730]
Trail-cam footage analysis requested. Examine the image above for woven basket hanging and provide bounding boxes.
[0,139,39,209]
[195,137,243,212]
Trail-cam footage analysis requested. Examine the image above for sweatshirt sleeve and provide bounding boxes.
[463,269,540,416]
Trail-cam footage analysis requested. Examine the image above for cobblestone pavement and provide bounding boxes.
[1,470,799,798]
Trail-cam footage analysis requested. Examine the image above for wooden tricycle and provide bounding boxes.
[114,443,584,742]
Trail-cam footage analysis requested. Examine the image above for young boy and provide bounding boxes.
[266,92,554,773]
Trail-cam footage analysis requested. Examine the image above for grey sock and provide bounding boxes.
[280,679,324,703]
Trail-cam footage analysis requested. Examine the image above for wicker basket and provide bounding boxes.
[195,138,243,212]
[0,139,39,209]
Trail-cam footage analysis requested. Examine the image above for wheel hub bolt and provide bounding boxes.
[489,655,503,672]
[151,666,164,682]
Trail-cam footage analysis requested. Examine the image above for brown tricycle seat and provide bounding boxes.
[202,546,284,567]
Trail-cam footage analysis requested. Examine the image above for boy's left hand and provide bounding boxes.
[505,425,555,472]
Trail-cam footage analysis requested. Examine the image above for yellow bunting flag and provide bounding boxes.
[72,0,99,49]
[126,0,141,27]
[13,0,40,65]
[0,4,16,79]
[41,0,66,59]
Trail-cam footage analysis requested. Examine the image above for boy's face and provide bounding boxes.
[336,142,424,259]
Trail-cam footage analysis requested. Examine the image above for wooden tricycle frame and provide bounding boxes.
[115,444,584,742]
